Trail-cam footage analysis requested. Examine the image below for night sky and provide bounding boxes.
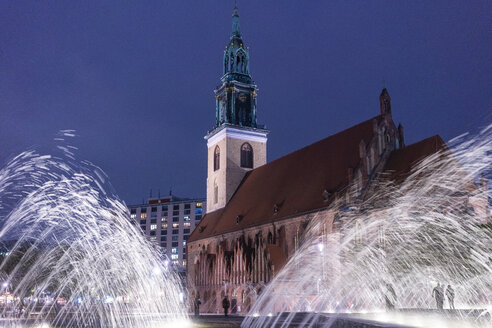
[0,1,490,205]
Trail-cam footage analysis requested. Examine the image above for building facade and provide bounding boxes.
[187,6,490,314]
[129,196,205,270]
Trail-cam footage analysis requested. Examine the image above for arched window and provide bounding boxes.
[214,146,220,171]
[240,143,253,168]
[214,180,218,204]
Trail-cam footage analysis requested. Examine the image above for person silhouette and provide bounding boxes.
[222,296,230,317]
[432,282,444,310]
[446,285,455,310]
[194,296,201,316]
[384,283,397,310]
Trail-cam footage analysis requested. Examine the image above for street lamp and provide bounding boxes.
[2,282,8,295]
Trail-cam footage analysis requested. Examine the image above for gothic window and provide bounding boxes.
[214,146,220,171]
[214,180,218,204]
[240,143,253,168]
[240,55,246,73]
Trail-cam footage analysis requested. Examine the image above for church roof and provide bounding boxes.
[384,134,446,182]
[190,115,384,242]
[189,118,446,243]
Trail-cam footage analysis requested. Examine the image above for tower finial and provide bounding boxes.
[231,2,241,38]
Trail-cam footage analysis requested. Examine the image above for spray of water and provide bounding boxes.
[0,131,190,327]
[243,125,492,328]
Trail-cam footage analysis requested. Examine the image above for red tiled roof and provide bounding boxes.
[189,115,384,242]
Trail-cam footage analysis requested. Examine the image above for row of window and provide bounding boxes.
[161,242,187,249]
[148,223,192,229]
[213,143,253,171]
[141,220,193,227]
[160,236,187,242]
[136,211,202,220]
[142,216,197,223]
[141,227,191,234]
[137,213,201,222]
[130,202,203,214]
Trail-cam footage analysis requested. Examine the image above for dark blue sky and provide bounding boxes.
[0,1,490,205]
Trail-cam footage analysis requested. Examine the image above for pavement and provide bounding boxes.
[191,314,244,328]
[189,309,491,328]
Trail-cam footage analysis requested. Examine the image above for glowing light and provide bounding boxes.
[0,143,189,327]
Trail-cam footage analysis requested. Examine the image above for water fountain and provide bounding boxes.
[0,131,190,327]
[243,125,492,328]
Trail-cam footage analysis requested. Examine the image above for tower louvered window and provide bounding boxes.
[240,143,253,168]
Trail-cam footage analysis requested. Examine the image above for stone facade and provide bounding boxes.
[187,211,334,313]
[206,127,267,213]
[190,103,403,313]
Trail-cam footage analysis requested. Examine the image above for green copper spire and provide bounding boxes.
[211,3,266,131]
[222,4,250,83]
[231,5,241,38]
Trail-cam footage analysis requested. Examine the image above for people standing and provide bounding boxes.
[432,282,444,310]
[384,283,397,310]
[446,285,455,310]
[194,297,201,316]
[222,296,230,317]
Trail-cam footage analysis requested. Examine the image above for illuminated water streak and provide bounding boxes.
[0,131,190,327]
[243,125,492,328]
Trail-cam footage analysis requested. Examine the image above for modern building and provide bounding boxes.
[128,196,205,270]
[186,5,489,314]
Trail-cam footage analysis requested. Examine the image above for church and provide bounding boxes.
[187,6,488,313]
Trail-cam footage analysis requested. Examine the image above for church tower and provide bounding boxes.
[205,6,268,213]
